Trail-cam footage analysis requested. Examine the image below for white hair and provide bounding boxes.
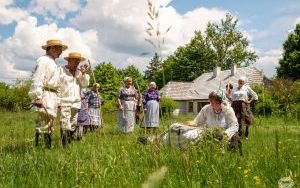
[149,82,156,86]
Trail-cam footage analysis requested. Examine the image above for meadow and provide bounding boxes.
[0,111,299,187]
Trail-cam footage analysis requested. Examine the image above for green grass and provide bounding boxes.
[0,111,299,187]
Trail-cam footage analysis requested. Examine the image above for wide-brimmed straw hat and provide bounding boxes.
[64,52,86,62]
[41,39,68,51]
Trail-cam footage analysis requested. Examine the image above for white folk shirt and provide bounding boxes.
[28,55,60,117]
[55,66,90,109]
[231,85,258,102]
[193,104,239,139]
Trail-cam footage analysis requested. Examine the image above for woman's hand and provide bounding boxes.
[35,98,43,108]
[185,120,197,127]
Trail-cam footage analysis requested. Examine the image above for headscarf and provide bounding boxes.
[239,76,247,82]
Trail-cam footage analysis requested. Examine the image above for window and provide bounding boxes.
[188,102,193,113]
[197,102,202,112]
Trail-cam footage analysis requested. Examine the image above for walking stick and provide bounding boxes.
[88,60,104,135]
[135,81,147,135]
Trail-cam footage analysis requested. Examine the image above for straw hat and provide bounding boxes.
[64,52,86,62]
[41,39,68,51]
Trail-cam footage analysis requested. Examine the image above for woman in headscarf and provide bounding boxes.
[117,77,138,133]
[142,82,160,132]
[142,90,240,150]
[86,83,102,131]
[231,76,258,139]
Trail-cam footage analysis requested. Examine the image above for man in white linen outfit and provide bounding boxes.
[28,39,68,148]
[55,52,90,147]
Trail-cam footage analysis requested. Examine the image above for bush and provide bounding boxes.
[159,97,177,116]
[101,100,118,113]
[252,84,278,116]
[0,80,31,112]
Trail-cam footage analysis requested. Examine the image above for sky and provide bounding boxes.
[0,0,299,83]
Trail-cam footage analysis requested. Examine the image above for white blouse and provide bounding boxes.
[231,85,258,102]
[193,103,239,139]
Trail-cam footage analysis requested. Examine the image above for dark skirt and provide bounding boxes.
[232,101,253,125]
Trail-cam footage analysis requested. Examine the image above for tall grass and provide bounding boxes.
[0,111,299,187]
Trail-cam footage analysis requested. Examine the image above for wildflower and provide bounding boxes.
[253,176,261,186]
[238,166,242,170]
[243,169,249,178]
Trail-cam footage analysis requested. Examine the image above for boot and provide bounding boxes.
[67,131,72,144]
[35,132,40,147]
[61,129,68,148]
[44,133,52,149]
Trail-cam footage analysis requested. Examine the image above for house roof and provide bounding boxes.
[160,66,269,100]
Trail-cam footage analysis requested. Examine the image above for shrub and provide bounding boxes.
[101,100,118,113]
[0,80,31,112]
[252,84,278,116]
[159,97,177,116]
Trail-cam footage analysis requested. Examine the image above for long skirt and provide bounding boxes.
[142,100,159,128]
[118,100,135,133]
[89,107,101,127]
[232,100,253,137]
[77,99,90,126]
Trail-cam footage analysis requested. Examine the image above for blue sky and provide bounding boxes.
[0,0,299,82]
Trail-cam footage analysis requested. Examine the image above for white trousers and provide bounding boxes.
[59,107,79,130]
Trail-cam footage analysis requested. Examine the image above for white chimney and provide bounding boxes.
[231,64,236,76]
[213,67,221,78]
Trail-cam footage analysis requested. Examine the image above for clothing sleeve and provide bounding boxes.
[247,86,258,101]
[28,58,47,100]
[76,71,90,88]
[221,103,239,139]
[193,107,206,126]
[156,90,160,101]
[142,92,148,107]
[117,88,122,99]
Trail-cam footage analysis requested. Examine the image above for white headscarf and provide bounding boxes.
[239,76,247,82]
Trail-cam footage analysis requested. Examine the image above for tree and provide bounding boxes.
[206,14,257,69]
[93,62,122,101]
[119,65,148,92]
[276,23,300,80]
[152,14,257,88]
[144,52,162,81]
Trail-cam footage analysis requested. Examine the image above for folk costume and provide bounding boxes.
[28,39,68,148]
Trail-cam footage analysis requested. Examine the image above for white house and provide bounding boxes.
[160,65,271,115]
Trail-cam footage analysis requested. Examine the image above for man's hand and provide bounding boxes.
[35,98,43,108]
[80,66,86,75]
[119,105,124,111]
[244,99,252,104]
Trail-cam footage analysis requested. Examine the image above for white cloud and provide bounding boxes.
[0,16,99,80]
[29,0,81,19]
[293,17,300,26]
[70,0,228,71]
[254,49,282,78]
[0,54,31,80]
[0,0,257,82]
[0,0,29,25]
